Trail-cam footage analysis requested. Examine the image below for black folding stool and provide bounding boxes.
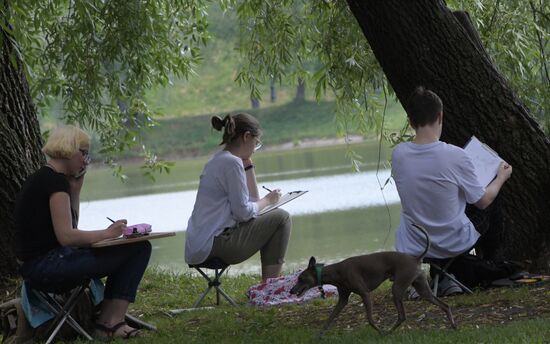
[188,258,237,308]
[424,257,473,295]
[29,279,93,344]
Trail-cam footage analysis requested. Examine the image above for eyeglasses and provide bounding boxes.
[254,138,263,151]
[79,148,91,164]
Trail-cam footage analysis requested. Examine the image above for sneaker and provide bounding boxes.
[406,286,420,300]
[436,274,463,297]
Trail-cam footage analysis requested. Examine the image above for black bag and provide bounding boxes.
[447,254,522,289]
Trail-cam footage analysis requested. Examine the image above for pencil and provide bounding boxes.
[106,217,116,223]
[262,186,273,192]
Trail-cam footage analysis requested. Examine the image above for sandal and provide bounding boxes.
[94,321,143,340]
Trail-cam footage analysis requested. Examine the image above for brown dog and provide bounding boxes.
[289,224,457,336]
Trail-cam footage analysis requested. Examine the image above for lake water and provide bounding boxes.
[80,142,403,275]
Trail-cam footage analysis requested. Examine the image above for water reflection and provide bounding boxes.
[149,204,402,275]
[78,141,401,275]
[81,141,391,201]
[79,169,399,232]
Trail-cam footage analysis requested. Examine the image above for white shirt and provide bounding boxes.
[185,150,258,264]
[392,141,486,258]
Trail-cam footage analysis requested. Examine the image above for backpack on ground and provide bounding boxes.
[447,254,523,289]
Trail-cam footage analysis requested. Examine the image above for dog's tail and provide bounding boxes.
[411,223,430,261]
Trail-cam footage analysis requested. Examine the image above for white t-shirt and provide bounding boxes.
[185,150,258,264]
[392,141,486,258]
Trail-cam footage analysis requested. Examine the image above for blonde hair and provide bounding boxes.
[42,125,90,159]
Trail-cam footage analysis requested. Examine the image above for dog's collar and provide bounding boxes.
[315,263,324,286]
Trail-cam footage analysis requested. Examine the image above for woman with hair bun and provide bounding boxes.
[185,113,292,281]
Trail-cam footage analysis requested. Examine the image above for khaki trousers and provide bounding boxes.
[207,208,291,265]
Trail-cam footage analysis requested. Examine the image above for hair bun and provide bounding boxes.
[223,115,235,135]
[211,115,225,131]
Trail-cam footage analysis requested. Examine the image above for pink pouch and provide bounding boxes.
[123,223,152,238]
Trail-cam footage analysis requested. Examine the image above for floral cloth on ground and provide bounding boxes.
[247,271,337,306]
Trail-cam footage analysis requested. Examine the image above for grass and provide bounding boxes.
[2,268,549,343]
[143,5,319,118]
[85,269,550,343]
[108,99,406,160]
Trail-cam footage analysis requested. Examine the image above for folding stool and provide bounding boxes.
[424,257,473,295]
[30,279,93,344]
[188,258,237,308]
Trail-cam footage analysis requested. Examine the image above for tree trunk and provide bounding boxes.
[270,78,277,103]
[346,0,550,269]
[0,26,44,284]
[250,97,260,109]
[295,78,305,102]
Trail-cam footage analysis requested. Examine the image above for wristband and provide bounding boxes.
[244,164,254,171]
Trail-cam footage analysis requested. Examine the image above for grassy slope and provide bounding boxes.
[144,5,308,118]
[131,4,407,160]
[135,99,405,159]
[100,269,550,344]
[1,269,548,343]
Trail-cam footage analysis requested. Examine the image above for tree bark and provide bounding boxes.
[250,97,260,109]
[295,78,306,102]
[270,78,277,103]
[346,0,550,269]
[0,26,44,284]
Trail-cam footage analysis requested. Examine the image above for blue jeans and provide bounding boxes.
[20,241,151,302]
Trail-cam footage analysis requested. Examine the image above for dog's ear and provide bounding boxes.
[308,256,316,268]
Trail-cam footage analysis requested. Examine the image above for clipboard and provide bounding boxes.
[258,190,308,216]
[463,136,503,187]
[91,231,176,248]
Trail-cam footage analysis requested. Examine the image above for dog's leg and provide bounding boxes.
[388,283,408,332]
[317,289,350,338]
[358,291,383,334]
[412,277,458,329]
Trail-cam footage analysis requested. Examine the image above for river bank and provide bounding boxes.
[104,134,369,166]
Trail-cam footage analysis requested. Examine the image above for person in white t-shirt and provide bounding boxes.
[392,86,512,262]
[185,113,292,281]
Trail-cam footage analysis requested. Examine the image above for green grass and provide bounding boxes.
[143,5,319,118]
[93,98,406,161]
[139,100,338,158]
[145,39,309,118]
[77,269,550,344]
[2,269,548,343]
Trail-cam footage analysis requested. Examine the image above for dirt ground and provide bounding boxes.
[274,283,550,331]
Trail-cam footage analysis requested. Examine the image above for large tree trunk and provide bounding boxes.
[346,0,550,270]
[0,25,44,285]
